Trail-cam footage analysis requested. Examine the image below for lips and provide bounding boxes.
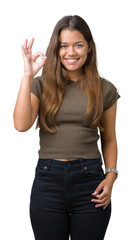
[65,58,79,64]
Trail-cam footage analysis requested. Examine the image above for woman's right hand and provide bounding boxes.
[21,38,47,79]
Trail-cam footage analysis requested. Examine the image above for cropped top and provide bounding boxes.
[31,76,120,159]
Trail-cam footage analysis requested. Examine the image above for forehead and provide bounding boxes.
[60,29,86,43]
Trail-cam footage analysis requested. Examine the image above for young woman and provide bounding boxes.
[13,15,120,240]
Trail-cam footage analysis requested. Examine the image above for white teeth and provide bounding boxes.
[66,59,78,63]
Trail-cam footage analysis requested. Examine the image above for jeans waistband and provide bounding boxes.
[38,158,103,171]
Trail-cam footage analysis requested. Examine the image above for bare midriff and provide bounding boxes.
[55,158,76,161]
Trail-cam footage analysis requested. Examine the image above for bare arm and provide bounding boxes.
[13,38,47,131]
[91,101,118,209]
[13,78,40,131]
[100,101,118,182]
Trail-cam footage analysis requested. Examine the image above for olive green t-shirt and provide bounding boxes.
[31,76,120,159]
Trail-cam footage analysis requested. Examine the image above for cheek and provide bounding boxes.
[59,51,62,59]
[59,51,65,63]
[59,48,65,56]
[80,49,89,59]
[59,52,66,67]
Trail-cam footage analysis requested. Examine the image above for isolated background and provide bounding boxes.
[0,0,133,239]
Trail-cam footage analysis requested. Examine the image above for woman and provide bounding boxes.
[13,15,120,240]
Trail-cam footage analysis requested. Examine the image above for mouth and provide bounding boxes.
[65,58,79,64]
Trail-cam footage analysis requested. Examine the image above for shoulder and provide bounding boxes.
[100,77,121,111]
[100,78,117,92]
[31,76,44,99]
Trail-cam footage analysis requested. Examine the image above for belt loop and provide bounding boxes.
[44,159,52,172]
[79,158,85,171]
[47,159,52,171]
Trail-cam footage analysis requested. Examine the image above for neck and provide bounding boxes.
[66,69,83,82]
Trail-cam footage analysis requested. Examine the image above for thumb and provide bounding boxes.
[38,56,47,69]
[92,181,104,196]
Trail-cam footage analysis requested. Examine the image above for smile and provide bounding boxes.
[65,58,79,64]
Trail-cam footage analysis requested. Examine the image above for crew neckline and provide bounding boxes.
[68,79,81,89]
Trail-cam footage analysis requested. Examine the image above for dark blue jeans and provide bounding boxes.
[30,158,111,240]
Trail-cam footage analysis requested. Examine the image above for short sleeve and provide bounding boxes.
[101,78,121,111]
[31,76,43,99]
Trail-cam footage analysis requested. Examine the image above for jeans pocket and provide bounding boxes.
[84,163,105,179]
[33,160,54,191]
[35,165,48,177]
[35,159,51,177]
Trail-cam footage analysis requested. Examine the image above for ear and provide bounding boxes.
[88,40,92,53]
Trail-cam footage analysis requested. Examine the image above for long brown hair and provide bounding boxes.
[39,15,104,133]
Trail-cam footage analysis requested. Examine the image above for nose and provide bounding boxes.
[67,46,76,56]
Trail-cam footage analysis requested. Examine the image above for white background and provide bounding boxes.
[0,0,133,239]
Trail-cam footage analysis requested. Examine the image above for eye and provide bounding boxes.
[75,44,83,48]
[60,45,67,48]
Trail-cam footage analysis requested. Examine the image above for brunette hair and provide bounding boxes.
[39,15,104,133]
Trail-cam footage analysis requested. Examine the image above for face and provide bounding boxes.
[59,29,91,80]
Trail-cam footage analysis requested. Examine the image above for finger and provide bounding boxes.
[95,203,106,208]
[95,198,110,208]
[28,38,34,49]
[38,56,47,68]
[95,191,108,200]
[21,45,25,57]
[22,44,28,57]
[91,196,107,204]
[92,181,104,196]
[103,202,110,210]
[32,52,46,61]
[96,200,110,209]
[22,39,29,56]
[24,38,28,49]
[21,44,28,58]
[96,187,111,200]
[103,205,108,210]
[95,199,109,208]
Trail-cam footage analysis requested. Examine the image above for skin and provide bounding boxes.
[59,29,91,80]
[92,103,118,209]
[13,31,118,210]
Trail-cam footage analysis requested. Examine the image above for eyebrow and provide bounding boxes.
[60,41,84,44]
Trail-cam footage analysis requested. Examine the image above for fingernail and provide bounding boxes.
[92,191,97,195]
